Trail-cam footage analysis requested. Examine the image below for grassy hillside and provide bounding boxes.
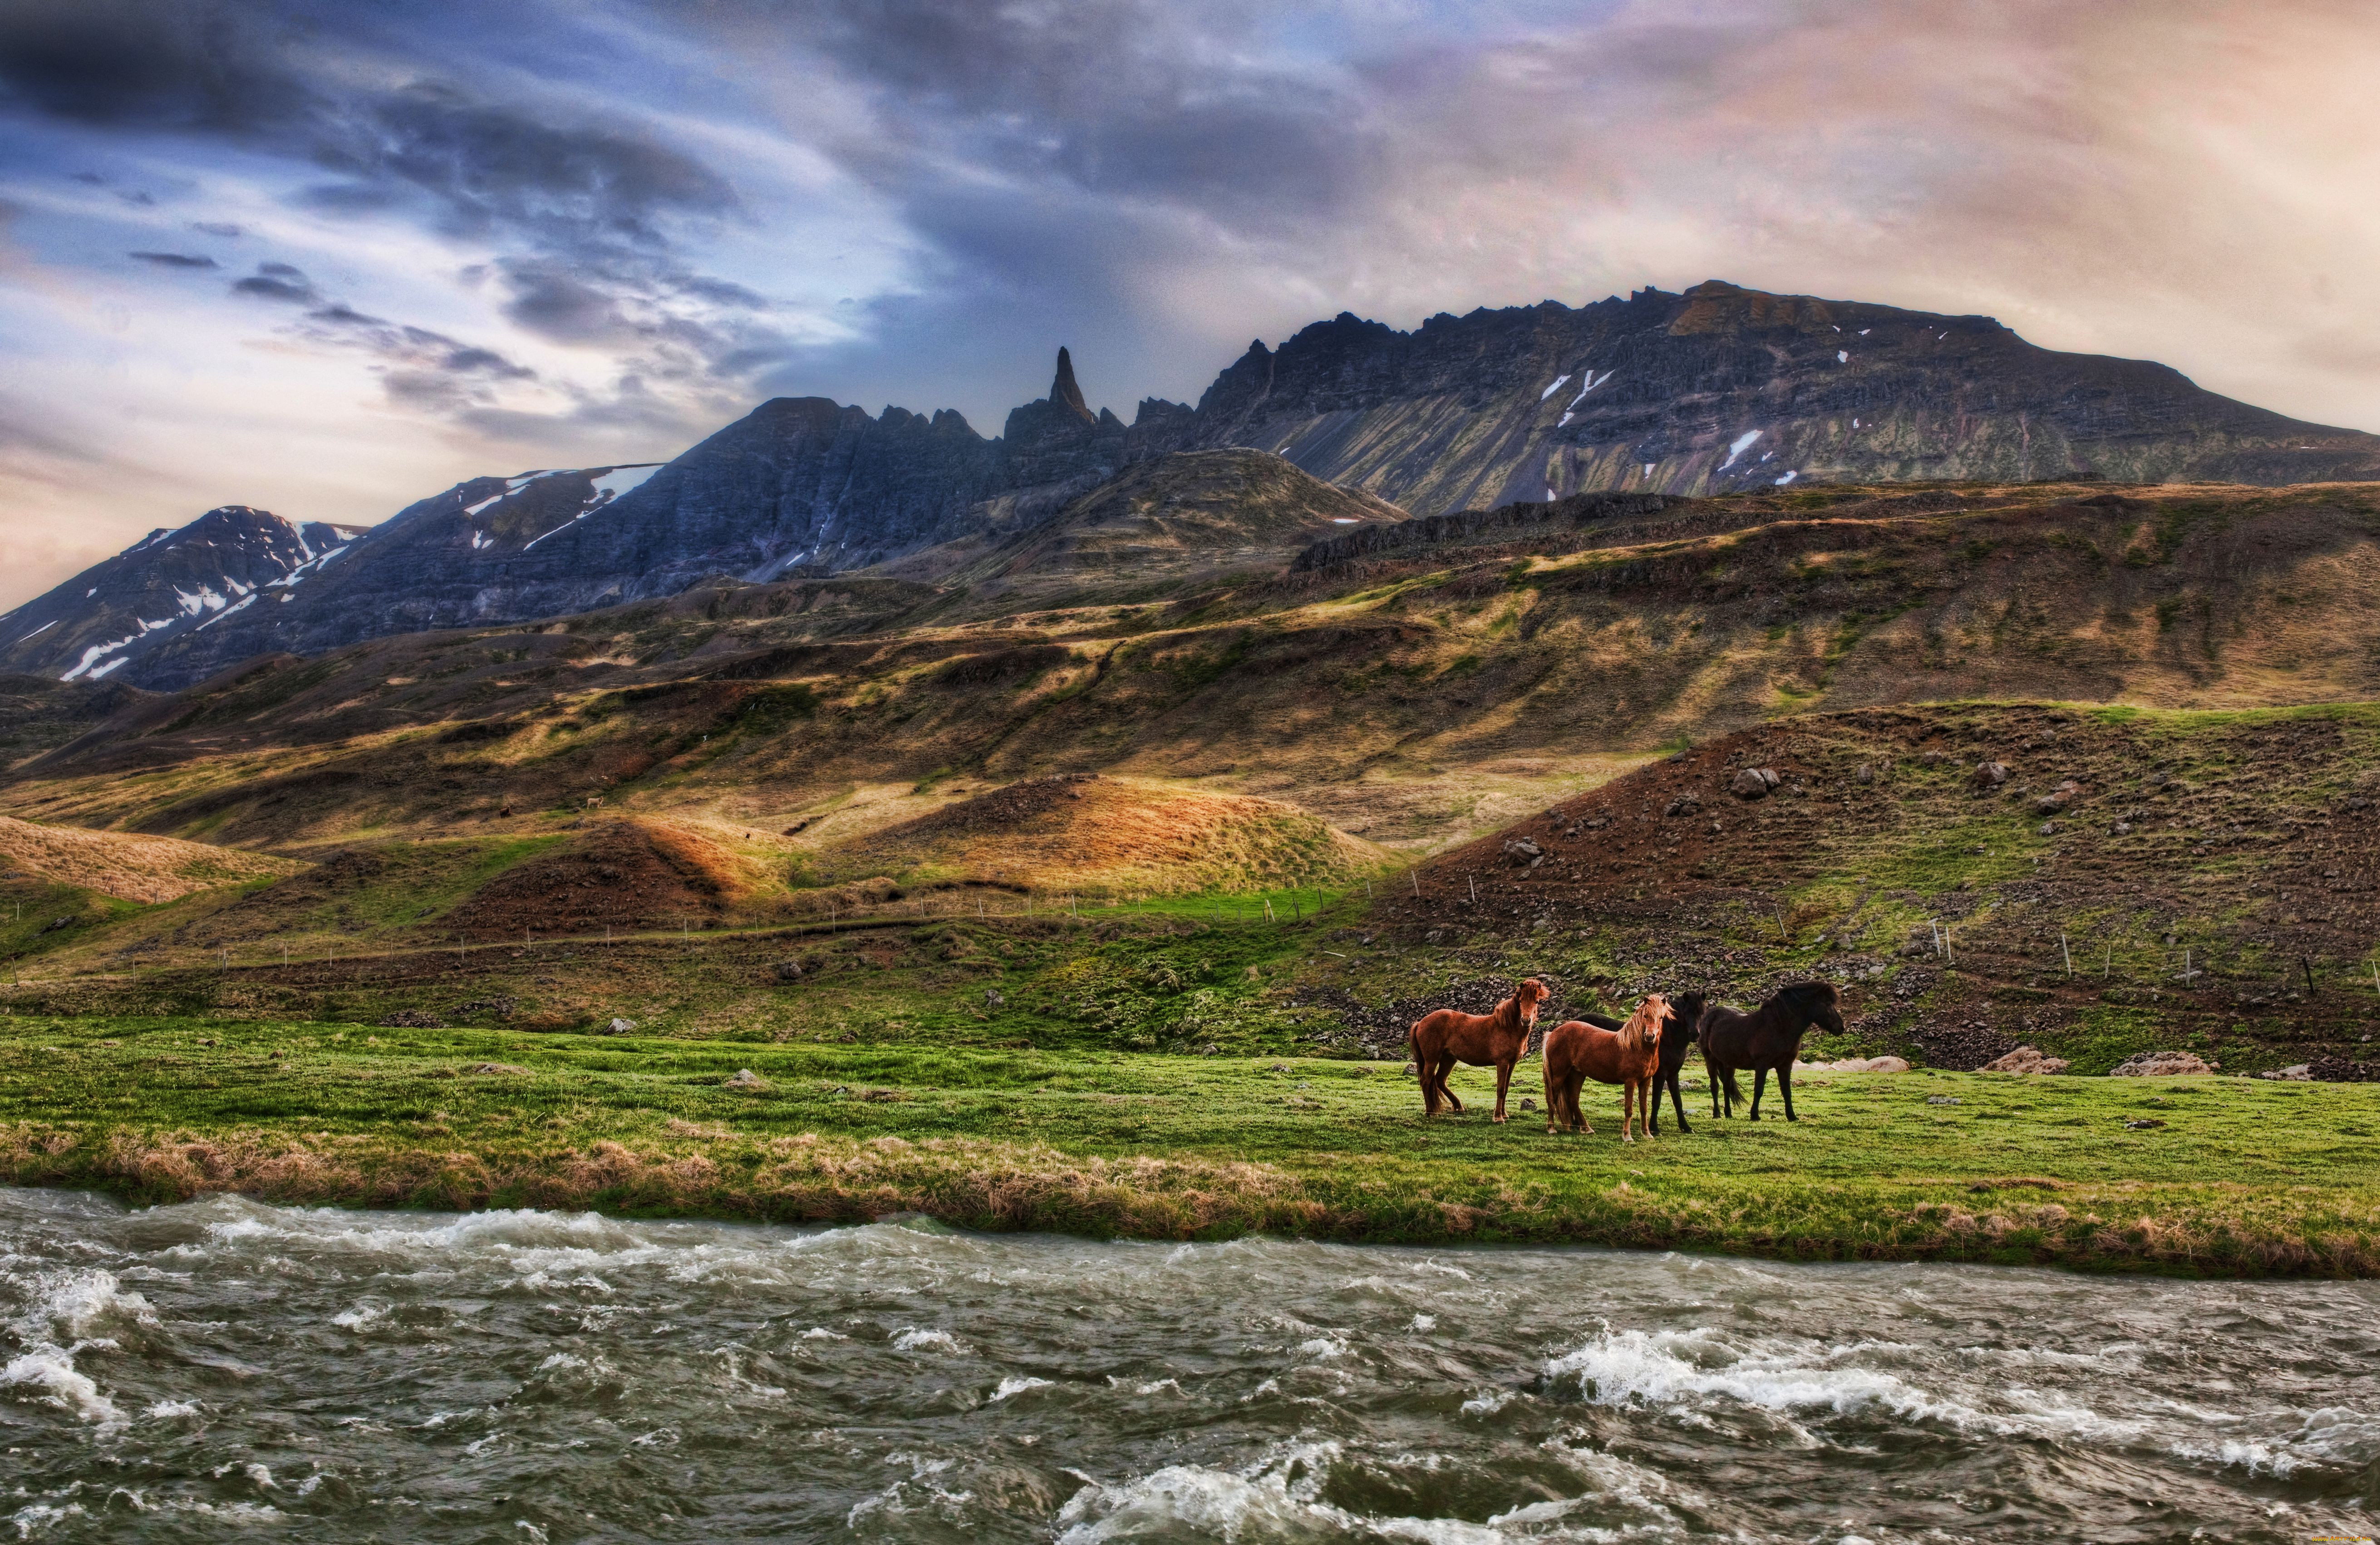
[0,480,2372,868]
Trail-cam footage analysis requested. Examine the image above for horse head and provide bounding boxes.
[1514,977,1550,1025]
[1665,990,1708,1043]
[1781,980,1844,1037]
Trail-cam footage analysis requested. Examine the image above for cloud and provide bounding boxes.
[128,250,216,268]
[230,261,318,303]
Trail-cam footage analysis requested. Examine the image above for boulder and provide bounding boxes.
[1971,761,2011,789]
[1804,1055,1911,1072]
[1664,793,1701,817]
[723,1068,768,1089]
[1981,1045,2071,1074]
[604,1016,637,1035]
[1502,836,1544,866]
[773,959,803,982]
[2258,1064,2313,1081]
[984,988,1005,1008]
[1857,763,1877,785]
[2109,1050,2218,1076]
[1730,767,1778,800]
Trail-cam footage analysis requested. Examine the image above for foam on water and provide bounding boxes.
[0,1189,2371,1542]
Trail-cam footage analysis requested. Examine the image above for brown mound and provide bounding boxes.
[441,818,754,941]
[820,775,1383,894]
[0,814,301,902]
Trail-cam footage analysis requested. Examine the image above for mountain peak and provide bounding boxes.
[1050,346,1093,422]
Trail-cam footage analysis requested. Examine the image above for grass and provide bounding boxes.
[2,1012,2376,1276]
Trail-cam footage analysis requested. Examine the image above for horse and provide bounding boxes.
[1563,990,1710,1135]
[1409,978,1549,1122]
[1698,981,1845,1122]
[1646,990,1708,1136]
[1540,993,1673,1141]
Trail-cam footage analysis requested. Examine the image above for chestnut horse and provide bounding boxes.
[1567,990,1709,1135]
[1699,981,1845,1122]
[1409,978,1549,1122]
[1540,994,1672,1140]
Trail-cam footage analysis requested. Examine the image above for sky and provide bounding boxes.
[2,0,2377,609]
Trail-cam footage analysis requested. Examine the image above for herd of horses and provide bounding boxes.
[1407,979,1847,1139]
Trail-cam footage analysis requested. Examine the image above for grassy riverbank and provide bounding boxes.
[2,1013,2375,1276]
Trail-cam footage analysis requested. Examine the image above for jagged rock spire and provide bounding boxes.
[1050,346,1094,422]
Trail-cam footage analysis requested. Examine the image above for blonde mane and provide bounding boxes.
[1620,993,1669,1057]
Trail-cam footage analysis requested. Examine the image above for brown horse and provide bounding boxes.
[1699,981,1845,1122]
[1409,978,1549,1122]
[1540,994,1672,1140]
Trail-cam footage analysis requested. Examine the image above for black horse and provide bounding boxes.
[1699,982,1844,1122]
[1575,989,1709,1135]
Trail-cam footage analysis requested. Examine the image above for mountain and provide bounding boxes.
[866,448,1405,603]
[1179,280,2380,512]
[28,280,2380,692]
[0,505,367,686]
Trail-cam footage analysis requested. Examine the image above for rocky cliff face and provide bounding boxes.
[1183,280,2380,511]
[0,506,366,687]
[37,282,2380,691]
[107,352,1196,690]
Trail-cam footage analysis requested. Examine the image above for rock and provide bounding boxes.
[2110,1050,2218,1077]
[1807,1055,1911,1072]
[467,1062,531,1076]
[1980,1045,2072,1074]
[2258,1064,2313,1081]
[773,959,803,982]
[1402,1061,1419,1077]
[1202,1043,1221,1056]
[1858,763,1877,784]
[1971,761,2011,789]
[1269,1062,1293,1073]
[2034,779,2081,814]
[1502,837,1543,865]
[1424,929,1444,944]
[1664,794,1701,817]
[1519,1097,1537,1111]
[604,1016,637,1035]
[723,1068,767,1089]
[377,1011,446,1029]
[2123,1117,2166,1129]
[2111,820,2133,835]
[1926,1094,1961,1105]
[1729,767,1777,800]
[984,989,1004,1008]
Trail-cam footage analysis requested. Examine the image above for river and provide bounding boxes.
[0,1188,2371,1541]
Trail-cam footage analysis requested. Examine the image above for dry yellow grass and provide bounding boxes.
[0,815,303,902]
[815,774,1388,893]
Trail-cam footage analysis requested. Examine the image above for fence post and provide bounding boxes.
[2060,932,2072,976]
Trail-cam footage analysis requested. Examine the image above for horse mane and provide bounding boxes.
[1780,980,1839,1012]
[1620,993,1667,1056]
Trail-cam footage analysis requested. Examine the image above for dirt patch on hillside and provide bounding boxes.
[1380,702,2380,1070]
[0,815,301,902]
[441,818,757,940]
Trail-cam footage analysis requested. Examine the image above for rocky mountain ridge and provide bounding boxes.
[26,280,2380,691]
[0,505,367,687]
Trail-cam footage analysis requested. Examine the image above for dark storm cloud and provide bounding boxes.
[128,250,217,268]
[0,0,313,133]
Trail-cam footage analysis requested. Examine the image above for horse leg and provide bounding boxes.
[1492,1058,1512,1123]
[1750,1066,1768,1121]
[1667,1067,1692,1135]
[1779,1062,1797,1122]
[1437,1057,1464,1113]
[1416,1042,1439,1115]
[1542,1057,1560,1133]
